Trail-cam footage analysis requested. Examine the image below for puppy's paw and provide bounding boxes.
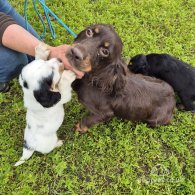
[56,140,63,147]
[61,70,76,83]
[35,43,50,60]
[74,123,88,134]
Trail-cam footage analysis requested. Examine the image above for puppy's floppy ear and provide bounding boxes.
[129,54,149,74]
[93,60,127,96]
[139,54,148,66]
[33,73,61,108]
[112,61,127,95]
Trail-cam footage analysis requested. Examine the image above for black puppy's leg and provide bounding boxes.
[176,103,185,110]
[75,112,114,133]
[180,94,195,111]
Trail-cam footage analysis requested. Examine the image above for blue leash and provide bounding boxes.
[24,0,77,39]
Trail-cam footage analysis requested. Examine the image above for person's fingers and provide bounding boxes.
[72,68,84,79]
[64,64,84,78]
[61,58,72,69]
[61,58,84,78]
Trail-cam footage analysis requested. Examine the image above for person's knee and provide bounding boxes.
[0,50,28,82]
[9,53,28,79]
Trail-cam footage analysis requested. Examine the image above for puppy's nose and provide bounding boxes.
[71,47,84,61]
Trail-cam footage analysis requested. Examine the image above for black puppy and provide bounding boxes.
[128,54,195,112]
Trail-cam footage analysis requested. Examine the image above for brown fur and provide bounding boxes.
[66,24,176,132]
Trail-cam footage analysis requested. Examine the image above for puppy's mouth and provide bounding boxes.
[66,47,92,73]
[77,56,92,72]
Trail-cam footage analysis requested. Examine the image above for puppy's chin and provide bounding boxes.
[75,64,92,73]
[66,57,92,73]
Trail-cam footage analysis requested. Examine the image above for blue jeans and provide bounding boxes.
[0,0,41,82]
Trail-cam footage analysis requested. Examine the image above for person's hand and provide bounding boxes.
[49,45,84,79]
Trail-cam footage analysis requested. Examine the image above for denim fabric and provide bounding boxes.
[0,0,40,82]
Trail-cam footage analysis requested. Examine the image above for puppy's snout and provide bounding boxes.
[71,47,84,61]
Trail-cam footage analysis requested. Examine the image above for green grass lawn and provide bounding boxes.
[0,0,195,194]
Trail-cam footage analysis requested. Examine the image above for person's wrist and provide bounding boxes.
[48,46,57,59]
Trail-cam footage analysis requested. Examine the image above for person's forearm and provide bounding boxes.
[0,12,16,43]
[0,13,83,77]
[2,24,43,56]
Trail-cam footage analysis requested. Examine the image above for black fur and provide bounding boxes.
[33,72,61,108]
[20,74,29,89]
[23,81,29,89]
[128,53,195,111]
[23,140,33,151]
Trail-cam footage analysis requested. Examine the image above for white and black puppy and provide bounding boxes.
[15,44,76,166]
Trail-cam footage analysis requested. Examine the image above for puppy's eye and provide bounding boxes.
[86,29,93,37]
[99,47,109,57]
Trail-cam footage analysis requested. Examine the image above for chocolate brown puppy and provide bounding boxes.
[66,24,176,133]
